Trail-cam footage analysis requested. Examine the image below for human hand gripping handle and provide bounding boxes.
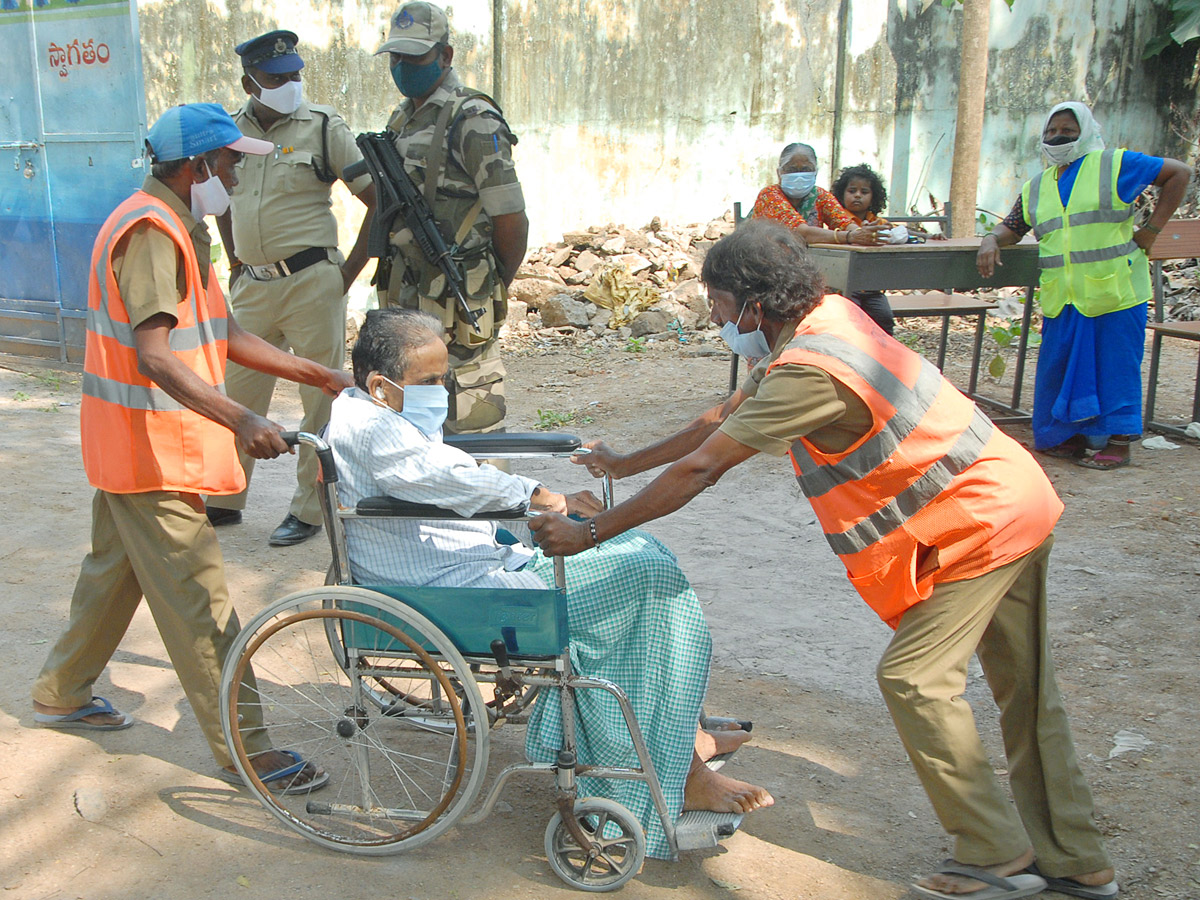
[571,440,626,479]
[529,511,593,557]
[234,410,292,459]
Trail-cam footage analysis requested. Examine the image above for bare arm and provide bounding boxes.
[134,313,289,459]
[1135,157,1192,251]
[215,211,243,287]
[533,430,760,555]
[491,210,529,287]
[340,183,377,292]
[575,387,752,479]
[225,310,352,397]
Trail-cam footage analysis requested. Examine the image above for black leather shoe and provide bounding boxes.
[206,506,242,527]
[269,514,322,547]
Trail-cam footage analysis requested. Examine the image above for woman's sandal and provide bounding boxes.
[1039,442,1086,460]
[1076,436,1133,470]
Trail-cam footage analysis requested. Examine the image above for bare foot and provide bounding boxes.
[683,760,774,814]
[917,848,1035,895]
[695,726,753,761]
[1055,867,1116,888]
[34,699,126,728]
[225,749,324,789]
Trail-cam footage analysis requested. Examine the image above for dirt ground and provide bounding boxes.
[1,324,1198,900]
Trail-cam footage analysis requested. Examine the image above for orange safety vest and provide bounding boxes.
[769,295,1063,626]
[81,190,245,495]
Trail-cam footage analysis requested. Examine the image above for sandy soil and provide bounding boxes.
[1,326,1198,900]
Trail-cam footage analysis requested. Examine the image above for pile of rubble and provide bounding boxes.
[1161,258,1200,320]
[505,214,737,342]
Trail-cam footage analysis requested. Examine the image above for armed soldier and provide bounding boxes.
[374,1,528,436]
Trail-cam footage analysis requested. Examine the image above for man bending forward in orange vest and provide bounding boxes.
[31,104,352,793]
[531,220,1118,900]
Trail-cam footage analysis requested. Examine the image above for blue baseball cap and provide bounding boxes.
[235,30,305,74]
[146,103,273,163]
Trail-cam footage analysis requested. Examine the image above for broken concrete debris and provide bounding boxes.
[507,213,735,340]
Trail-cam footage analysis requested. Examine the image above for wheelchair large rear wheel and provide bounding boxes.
[220,587,489,855]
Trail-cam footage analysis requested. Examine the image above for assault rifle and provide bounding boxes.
[345,131,483,327]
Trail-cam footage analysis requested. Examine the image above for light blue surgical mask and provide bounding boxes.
[380,377,449,436]
[719,304,772,361]
[780,170,817,200]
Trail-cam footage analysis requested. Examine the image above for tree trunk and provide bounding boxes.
[949,0,991,238]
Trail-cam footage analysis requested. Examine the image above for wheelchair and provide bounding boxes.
[218,431,743,891]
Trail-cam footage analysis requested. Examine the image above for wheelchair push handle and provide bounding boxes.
[280,431,339,484]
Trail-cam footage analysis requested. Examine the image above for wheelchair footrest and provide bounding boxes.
[673,810,743,851]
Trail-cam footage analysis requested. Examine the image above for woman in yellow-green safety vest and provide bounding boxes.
[977,101,1190,470]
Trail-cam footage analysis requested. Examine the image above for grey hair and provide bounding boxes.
[351,308,444,388]
[779,142,817,169]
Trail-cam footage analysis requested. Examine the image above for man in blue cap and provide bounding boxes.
[206,29,377,547]
[32,103,350,794]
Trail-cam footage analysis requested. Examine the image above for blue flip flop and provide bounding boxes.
[216,749,330,795]
[34,696,134,731]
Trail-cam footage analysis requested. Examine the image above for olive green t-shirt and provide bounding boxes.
[719,323,875,456]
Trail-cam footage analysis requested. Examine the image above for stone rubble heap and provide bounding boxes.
[504,213,737,343]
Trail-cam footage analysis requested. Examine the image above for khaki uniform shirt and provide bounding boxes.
[113,176,212,328]
[386,69,523,309]
[230,100,371,266]
[719,323,874,457]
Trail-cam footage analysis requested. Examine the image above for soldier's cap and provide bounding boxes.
[375,2,449,56]
[146,104,273,163]
[235,29,305,74]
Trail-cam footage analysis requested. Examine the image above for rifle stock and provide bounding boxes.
[351,131,483,327]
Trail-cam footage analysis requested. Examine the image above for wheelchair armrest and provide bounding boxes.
[443,432,581,455]
[356,496,529,520]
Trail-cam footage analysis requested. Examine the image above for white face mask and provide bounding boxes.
[189,162,230,219]
[1041,137,1083,167]
[719,304,772,361]
[250,75,303,115]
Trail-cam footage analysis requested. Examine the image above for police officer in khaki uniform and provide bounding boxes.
[375,2,528,435]
[208,30,377,546]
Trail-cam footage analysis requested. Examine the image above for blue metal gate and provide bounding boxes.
[0,0,146,364]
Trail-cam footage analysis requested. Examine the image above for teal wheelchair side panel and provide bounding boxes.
[343,586,569,660]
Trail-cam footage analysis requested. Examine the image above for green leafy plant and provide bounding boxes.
[13,391,30,401]
[984,294,1041,378]
[624,336,646,353]
[1144,0,1200,57]
[25,370,62,391]
[535,409,594,430]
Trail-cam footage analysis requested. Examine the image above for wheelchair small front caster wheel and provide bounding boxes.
[544,797,646,892]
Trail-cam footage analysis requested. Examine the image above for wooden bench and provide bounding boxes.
[1144,220,1200,438]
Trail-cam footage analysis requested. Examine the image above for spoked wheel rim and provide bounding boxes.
[220,588,489,855]
[545,798,646,892]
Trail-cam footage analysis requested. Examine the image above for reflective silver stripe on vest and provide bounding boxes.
[821,407,995,557]
[1026,171,1042,232]
[1067,208,1133,227]
[1033,215,1062,240]
[1098,148,1115,208]
[1069,241,1139,264]
[787,336,945,498]
[83,371,229,410]
[1039,254,1066,269]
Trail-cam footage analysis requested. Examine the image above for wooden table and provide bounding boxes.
[805,237,1041,421]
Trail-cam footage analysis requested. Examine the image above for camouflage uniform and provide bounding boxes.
[381,69,524,434]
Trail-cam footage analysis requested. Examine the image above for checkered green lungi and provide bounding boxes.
[524,530,712,860]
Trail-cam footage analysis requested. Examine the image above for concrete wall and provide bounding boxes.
[135,0,1199,244]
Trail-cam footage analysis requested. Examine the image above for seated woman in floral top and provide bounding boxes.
[751,143,885,247]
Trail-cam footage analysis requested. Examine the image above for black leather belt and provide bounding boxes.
[244,247,331,281]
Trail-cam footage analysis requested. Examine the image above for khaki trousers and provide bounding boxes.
[876,535,1111,878]
[33,490,270,768]
[209,259,346,525]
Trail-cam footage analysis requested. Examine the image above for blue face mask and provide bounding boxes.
[780,170,817,200]
[391,55,443,98]
[380,377,449,436]
[719,304,772,361]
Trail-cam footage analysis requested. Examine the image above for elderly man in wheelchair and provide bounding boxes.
[218,308,771,889]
